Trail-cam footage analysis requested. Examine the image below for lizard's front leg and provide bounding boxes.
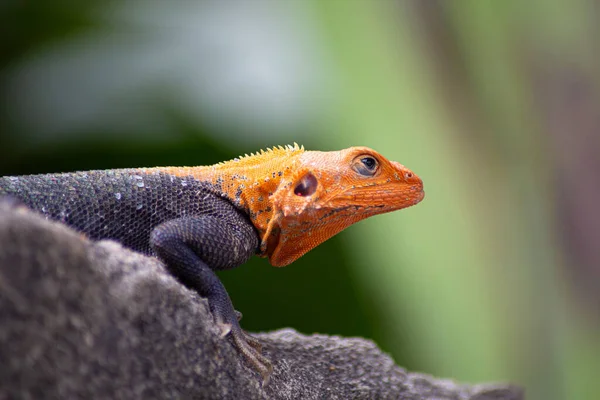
[149,215,272,381]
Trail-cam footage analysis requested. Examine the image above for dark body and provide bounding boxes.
[0,170,257,256]
[0,170,271,378]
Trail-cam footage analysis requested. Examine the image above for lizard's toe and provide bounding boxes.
[241,330,262,351]
[230,327,273,384]
[214,309,272,383]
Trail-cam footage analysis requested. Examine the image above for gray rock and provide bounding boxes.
[0,203,523,399]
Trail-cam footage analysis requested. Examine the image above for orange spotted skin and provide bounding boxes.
[155,144,424,266]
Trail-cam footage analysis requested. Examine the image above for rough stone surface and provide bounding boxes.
[0,204,524,399]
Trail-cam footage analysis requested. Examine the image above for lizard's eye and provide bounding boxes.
[352,155,379,177]
[294,173,318,196]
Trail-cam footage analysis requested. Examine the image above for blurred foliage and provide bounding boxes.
[2,1,600,399]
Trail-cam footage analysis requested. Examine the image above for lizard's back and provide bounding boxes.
[0,169,252,255]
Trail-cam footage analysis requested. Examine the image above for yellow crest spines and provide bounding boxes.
[214,144,305,166]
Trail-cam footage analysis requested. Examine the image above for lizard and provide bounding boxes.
[0,143,424,382]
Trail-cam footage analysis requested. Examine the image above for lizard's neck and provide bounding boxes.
[154,145,304,254]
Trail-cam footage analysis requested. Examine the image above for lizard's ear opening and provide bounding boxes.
[293,173,318,197]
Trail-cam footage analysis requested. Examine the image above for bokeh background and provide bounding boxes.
[2,1,599,399]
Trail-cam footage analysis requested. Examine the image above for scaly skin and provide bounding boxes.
[0,144,424,383]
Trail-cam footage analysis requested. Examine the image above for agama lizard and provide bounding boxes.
[0,144,424,381]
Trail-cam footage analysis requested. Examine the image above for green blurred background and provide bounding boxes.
[2,1,599,399]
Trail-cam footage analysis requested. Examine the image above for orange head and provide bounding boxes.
[161,144,424,267]
[262,146,424,266]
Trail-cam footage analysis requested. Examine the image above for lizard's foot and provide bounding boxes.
[229,324,272,384]
[215,315,272,384]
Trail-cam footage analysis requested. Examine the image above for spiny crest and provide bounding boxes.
[215,143,305,166]
[257,142,304,156]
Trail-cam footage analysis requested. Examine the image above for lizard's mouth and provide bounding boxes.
[330,182,424,212]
